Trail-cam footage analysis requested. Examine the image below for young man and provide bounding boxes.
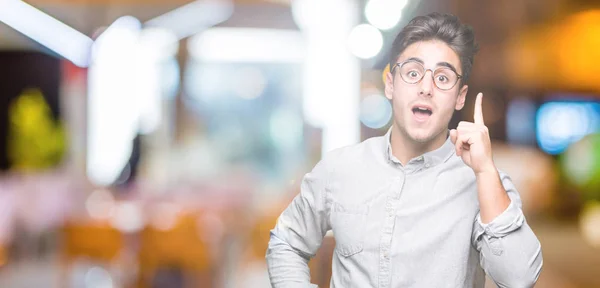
[267,12,543,288]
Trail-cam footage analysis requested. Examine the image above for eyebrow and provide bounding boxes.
[402,57,461,76]
[405,57,424,64]
[436,62,461,75]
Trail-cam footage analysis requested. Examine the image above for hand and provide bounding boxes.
[449,93,495,174]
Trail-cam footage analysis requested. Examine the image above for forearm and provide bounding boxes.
[266,232,318,288]
[476,167,511,224]
[473,169,543,287]
[475,215,543,288]
[265,153,334,287]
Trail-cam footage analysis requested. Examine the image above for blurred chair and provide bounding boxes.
[0,243,7,268]
[136,212,213,288]
[60,221,125,287]
[249,211,276,263]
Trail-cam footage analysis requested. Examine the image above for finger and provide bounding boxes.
[459,133,475,145]
[458,121,476,129]
[456,134,473,156]
[462,143,470,151]
[457,125,478,134]
[450,129,457,144]
[456,133,467,156]
[474,93,484,125]
[450,129,464,156]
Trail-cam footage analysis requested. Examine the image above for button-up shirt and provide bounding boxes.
[266,128,543,288]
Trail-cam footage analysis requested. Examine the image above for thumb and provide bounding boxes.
[450,129,457,144]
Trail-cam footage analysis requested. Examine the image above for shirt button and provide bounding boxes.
[425,163,430,168]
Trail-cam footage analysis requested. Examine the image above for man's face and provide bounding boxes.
[385,39,468,144]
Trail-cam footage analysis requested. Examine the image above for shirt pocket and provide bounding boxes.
[330,201,369,257]
[487,236,504,256]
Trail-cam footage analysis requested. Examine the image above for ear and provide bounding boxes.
[384,69,394,101]
[455,84,468,110]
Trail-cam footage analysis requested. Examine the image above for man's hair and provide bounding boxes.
[389,12,479,84]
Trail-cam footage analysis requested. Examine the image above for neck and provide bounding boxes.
[390,126,448,165]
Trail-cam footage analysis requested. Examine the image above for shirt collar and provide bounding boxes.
[384,126,455,168]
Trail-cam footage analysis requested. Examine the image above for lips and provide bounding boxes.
[411,104,433,122]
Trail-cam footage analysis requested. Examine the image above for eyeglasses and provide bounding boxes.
[391,60,462,91]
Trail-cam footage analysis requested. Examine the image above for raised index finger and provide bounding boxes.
[474,93,484,125]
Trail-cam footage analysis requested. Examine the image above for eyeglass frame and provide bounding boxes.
[390,60,463,91]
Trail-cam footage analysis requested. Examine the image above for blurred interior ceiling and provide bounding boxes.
[1,0,600,93]
[0,0,572,50]
[0,0,295,50]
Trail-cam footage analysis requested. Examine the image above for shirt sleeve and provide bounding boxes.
[266,155,333,288]
[471,170,543,288]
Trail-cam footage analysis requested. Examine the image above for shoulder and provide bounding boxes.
[308,134,387,183]
[320,134,385,166]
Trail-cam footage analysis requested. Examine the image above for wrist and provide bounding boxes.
[475,163,497,177]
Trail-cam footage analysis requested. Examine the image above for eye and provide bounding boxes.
[436,75,448,83]
[407,70,420,79]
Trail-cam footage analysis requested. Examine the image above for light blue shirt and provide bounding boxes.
[266,128,543,287]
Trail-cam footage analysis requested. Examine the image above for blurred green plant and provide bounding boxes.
[7,88,66,171]
[560,133,600,202]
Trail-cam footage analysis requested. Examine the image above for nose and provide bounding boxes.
[419,70,434,97]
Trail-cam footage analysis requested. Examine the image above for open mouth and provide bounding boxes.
[411,105,433,123]
[412,105,433,118]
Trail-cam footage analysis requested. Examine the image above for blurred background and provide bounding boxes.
[0,0,599,287]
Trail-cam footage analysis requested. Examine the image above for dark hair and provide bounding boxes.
[389,12,479,84]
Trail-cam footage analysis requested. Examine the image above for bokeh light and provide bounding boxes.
[150,202,181,231]
[365,0,407,30]
[506,98,537,145]
[536,101,600,155]
[561,133,600,199]
[109,202,144,233]
[232,67,267,100]
[270,108,304,151]
[84,266,114,288]
[348,24,383,59]
[360,94,392,129]
[580,201,600,249]
[85,189,115,220]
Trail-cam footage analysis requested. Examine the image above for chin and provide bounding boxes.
[407,128,443,144]
[410,133,436,143]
